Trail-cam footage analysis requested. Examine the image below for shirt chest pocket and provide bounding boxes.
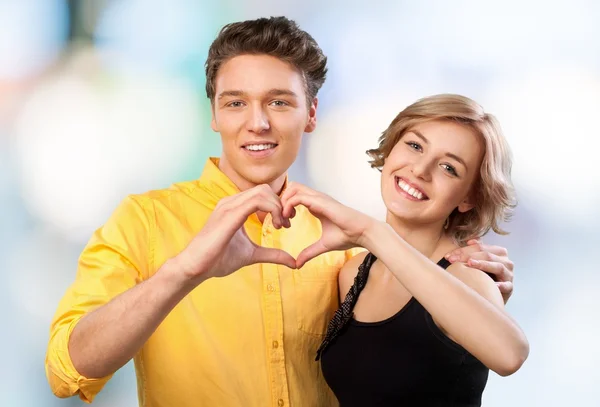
[293,265,340,337]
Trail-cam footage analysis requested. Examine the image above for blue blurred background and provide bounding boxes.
[1,1,599,406]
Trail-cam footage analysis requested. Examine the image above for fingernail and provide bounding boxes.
[470,259,479,266]
[448,256,458,262]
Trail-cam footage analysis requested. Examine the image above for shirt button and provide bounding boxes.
[267,284,274,292]
[272,340,279,349]
[277,399,284,407]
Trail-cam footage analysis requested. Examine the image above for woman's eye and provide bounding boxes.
[441,164,458,176]
[406,141,422,151]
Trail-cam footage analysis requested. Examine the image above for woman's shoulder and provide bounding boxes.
[446,261,504,309]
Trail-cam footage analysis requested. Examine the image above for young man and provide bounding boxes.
[45,17,515,407]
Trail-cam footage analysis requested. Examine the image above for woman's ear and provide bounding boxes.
[457,194,476,213]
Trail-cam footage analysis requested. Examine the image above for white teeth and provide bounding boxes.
[397,179,425,200]
[245,144,276,151]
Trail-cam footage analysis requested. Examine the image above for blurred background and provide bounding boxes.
[1,0,599,406]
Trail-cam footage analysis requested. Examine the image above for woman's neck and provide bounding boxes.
[384,212,455,261]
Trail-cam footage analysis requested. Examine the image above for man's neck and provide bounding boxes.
[217,157,287,223]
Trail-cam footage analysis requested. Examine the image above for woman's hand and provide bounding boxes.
[281,182,375,268]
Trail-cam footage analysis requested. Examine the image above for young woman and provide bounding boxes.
[280,94,529,406]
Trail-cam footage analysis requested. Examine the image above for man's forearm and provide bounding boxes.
[68,258,203,378]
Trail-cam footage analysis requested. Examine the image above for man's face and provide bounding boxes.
[211,54,317,192]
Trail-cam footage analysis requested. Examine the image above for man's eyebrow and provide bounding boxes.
[266,89,298,98]
[217,90,247,99]
[217,89,298,99]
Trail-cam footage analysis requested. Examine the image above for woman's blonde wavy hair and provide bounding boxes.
[366,94,516,245]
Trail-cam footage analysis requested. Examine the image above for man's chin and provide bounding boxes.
[245,168,287,188]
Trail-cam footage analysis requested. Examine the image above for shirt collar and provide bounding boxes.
[198,157,289,200]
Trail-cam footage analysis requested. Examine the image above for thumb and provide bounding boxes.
[251,247,297,269]
[296,240,329,269]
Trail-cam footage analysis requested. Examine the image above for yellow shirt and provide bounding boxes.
[45,157,359,407]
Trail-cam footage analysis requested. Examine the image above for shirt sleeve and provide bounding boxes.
[45,195,152,403]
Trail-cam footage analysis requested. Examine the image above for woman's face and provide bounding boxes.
[380,119,485,228]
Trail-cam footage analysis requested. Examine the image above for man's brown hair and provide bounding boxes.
[205,16,327,104]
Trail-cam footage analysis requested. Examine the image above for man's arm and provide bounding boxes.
[67,257,198,380]
[46,185,294,402]
[45,195,152,402]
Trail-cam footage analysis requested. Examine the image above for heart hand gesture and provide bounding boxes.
[281,183,374,268]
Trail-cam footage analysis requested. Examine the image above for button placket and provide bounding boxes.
[261,220,289,406]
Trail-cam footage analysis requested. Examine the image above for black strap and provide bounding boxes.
[316,253,377,360]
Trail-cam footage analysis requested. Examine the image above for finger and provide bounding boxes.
[467,259,509,282]
[286,193,328,219]
[257,198,285,228]
[446,242,505,263]
[281,188,299,218]
[445,245,475,262]
[282,193,304,220]
[466,251,501,263]
[449,239,485,257]
[466,239,508,257]
[466,252,514,277]
[496,281,513,303]
[251,247,297,269]
[281,183,317,218]
[296,241,329,269]
[256,187,288,228]
[242,189,286,228]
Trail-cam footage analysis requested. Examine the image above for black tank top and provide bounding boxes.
[320,253,489,407]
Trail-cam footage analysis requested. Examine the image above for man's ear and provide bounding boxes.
[304,97,318,133]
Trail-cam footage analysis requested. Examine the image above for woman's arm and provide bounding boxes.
[361,221,529,376]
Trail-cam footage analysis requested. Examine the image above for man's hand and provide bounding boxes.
[281,182,374,268]
[174,184,297,286]
[445,239,514,303]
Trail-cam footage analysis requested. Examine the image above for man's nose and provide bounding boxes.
[246,105,270,133]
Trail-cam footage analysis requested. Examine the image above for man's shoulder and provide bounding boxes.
[108,179,214,231]
[133,179,201,201]
[126,178,215,209]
